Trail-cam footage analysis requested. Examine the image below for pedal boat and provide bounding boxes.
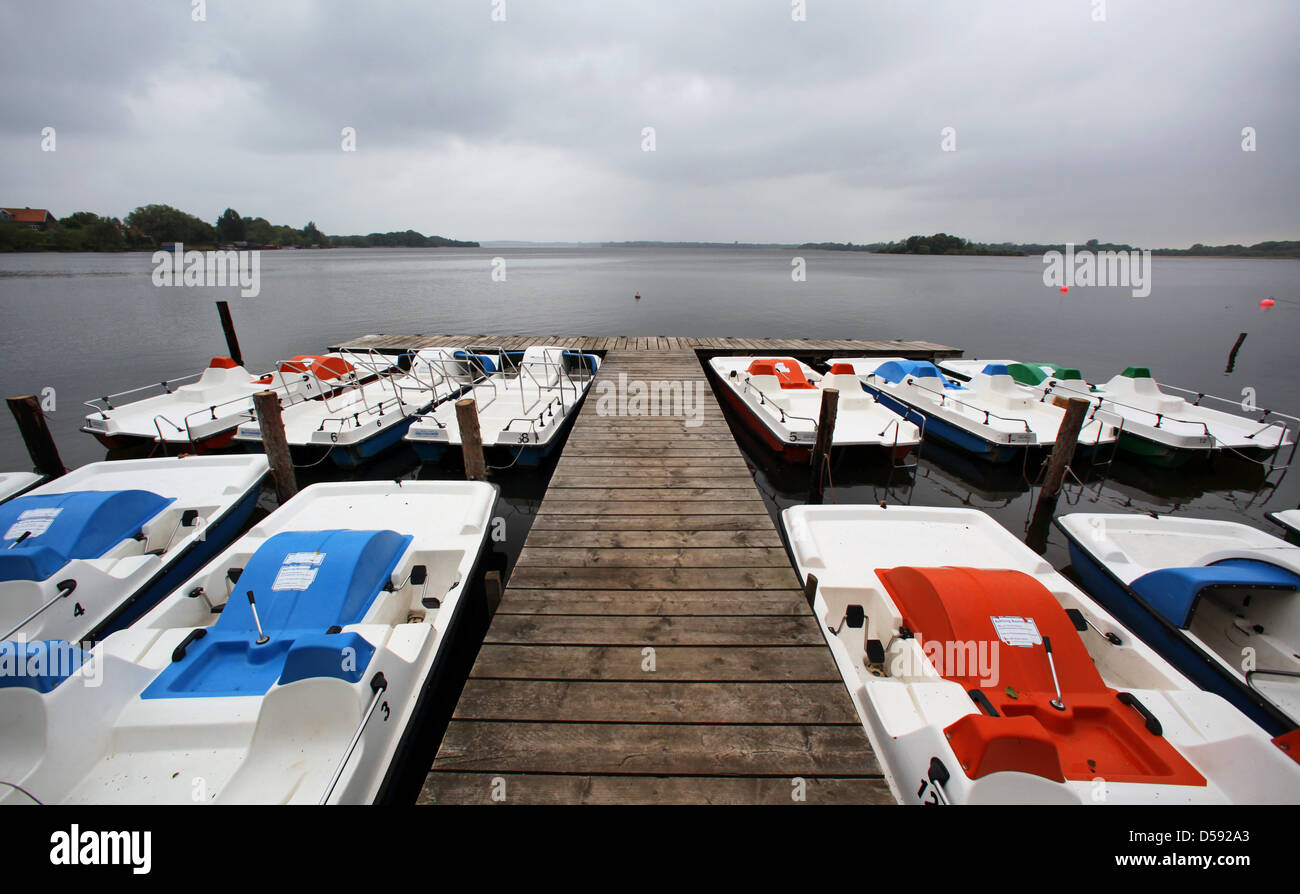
[708,356,919,462]
[782,504,1300,803]
[405,346,600,468]
[234,351,467,469]
[0,472,43,503]
[82,354,374,451]
[0,455,267,646]
[1057,512,1300,737]
[836,357,1116,463]
[941,360,1294,467]
[0,479,498,805]
[1267,509,1300,539]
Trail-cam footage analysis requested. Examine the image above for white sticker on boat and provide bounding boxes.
[4,508,62,541]
[774,362,790,373]
[272,551,326,591]
[990,615,1042,647]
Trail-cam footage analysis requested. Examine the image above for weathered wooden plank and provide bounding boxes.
[539,488,767,503]
[485,614,820,645]
[520,530,783,549]
[451,679,857,724]
[432,721,879,776]
[506,565,799,590]
[515,546,790,568]
[496,588,806,615]
[419,772,892,805]
[469,644,839,681]
[528,514,777,531]
[535,500,768,516]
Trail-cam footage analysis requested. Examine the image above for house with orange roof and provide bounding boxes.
[1,207,56,230]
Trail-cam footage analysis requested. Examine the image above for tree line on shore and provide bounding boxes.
[0,204,477,252]
[801,234,1300,258]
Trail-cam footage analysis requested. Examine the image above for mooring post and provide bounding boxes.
[216,300,244,367]
[1040,397,1090,501]
[252,390,298,503]
[484,570,504,614]
[809,387,839,502]
[7,395,65,479]
[456,398,487,481]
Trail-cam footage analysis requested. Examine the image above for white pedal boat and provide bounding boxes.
[82,353,378,451]
[234,353,466,469]
[709,356,920,462]
[0,479,498,805]
[405,346,600,467]
[1057,512,1300,738]
[1268,509,1300,538]
[782,504,1300,803]
[941,360,1295,466]
[0,472,43,503]
[834,357,1117,463]
[0,455,267,645]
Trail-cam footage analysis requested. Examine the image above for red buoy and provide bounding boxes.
[1261,298,1276,309]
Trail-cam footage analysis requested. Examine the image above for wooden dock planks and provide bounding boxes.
[418,345,895,805]
[331,333,960,359]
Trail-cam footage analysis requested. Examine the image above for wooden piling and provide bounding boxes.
[809,387,839,502]
[216,300,244,367]
[7,395,65,479]
[456,398,487,481]
[484,570,504,615]
[1039,397,1091,501]
[252,390,297,503]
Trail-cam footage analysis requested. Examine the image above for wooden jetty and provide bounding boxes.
[331,334,958,804]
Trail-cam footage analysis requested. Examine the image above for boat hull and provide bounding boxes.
[1060,531,1294,737]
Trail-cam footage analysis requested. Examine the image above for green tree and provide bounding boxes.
[216,208,246,243]
[125,204,217,245]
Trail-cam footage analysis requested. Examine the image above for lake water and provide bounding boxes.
[2,245,1297,801]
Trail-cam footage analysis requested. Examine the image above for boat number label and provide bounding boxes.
[272,551,326,591]
[990,615,1042,647]
[4,507,61,541]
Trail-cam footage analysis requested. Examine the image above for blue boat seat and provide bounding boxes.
[871,360,964,390]
[0,490,174,583]
[142,529,411,699]
[1129,558,1300,628]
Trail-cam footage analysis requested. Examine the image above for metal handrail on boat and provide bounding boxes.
[901,377,1034,434]
[1043,381,1214,439]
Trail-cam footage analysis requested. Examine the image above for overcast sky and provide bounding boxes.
[1,0,1296,246]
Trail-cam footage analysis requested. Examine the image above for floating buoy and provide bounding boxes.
[1261,297,1276,309]
[634,293,641,300]
[1060,286,1069,294]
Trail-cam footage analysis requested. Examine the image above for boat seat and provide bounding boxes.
[141,529,410,699]
[1130,558,1300,629]
[878,566,1206,787]
[871,360,964,390]
[0,489,174,582]
[746,359,816,390]
[819,373,869,398]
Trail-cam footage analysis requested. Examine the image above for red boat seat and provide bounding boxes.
[877,566,1206,787]
[208,356,239,369]
[746,358,817,389]
[828,363,857,375]
[277,355,355,381]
